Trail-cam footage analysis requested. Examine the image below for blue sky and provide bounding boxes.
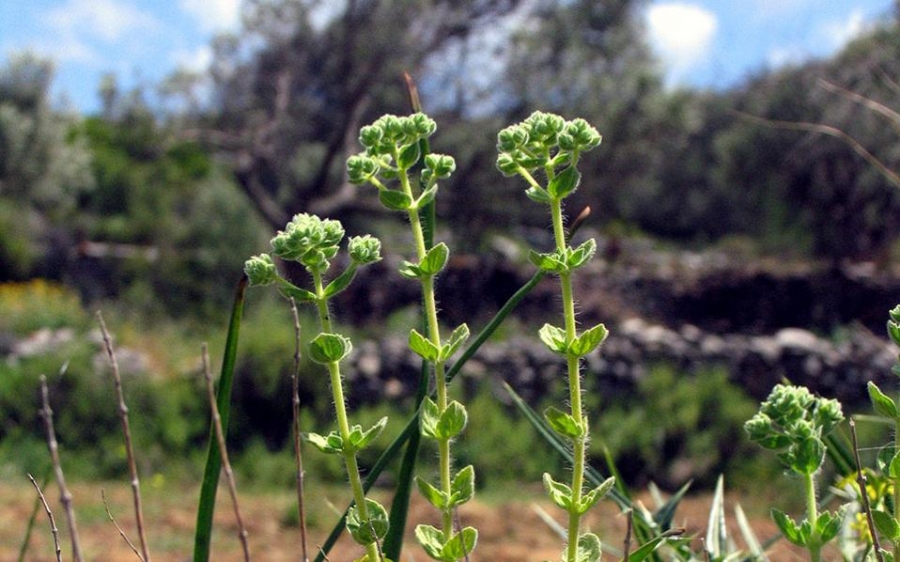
[0,0,895,113]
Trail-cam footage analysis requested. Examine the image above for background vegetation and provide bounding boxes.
[3,0,900,495]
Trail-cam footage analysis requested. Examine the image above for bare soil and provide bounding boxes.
[2,480,810,561]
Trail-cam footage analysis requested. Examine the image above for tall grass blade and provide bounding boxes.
[706,475,727,558]
[192,276,247,562]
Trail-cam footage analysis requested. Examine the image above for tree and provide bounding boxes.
[196,0,524,233]
[0,54,94,278]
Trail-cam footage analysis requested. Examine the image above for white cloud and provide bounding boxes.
[646,2,718,84]
[180,0,242,32]
[47,0,158,43]
[820,8,870,50]
[172,45,213,71]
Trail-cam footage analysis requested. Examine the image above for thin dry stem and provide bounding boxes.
[290,298,310,562]
[39,374,84,562]
[101,489,145,562]
[201,343,251,562]
[849,418,885,561]
[97,311,152,562]
[28,473,62,562]
[817,78,900,137]
[622,509,633,562]
[736,110,900,189]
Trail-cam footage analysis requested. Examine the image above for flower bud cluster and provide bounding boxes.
[745,384,843,475]
[496,111,601,178]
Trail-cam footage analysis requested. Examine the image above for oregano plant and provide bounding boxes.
[244,213,391,562]
[497,111,615,562]
[348,114,477,561]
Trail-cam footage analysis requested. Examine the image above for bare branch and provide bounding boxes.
[39,374,84,562]
[817,78,900,136]
[201,343,251,562]
[27,473,62,562]
[97,311,152,562]
[101,489,145,562]
[736,109,900,190]
[290,299,310,562]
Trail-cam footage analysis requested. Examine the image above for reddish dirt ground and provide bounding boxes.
[2,480,813,561]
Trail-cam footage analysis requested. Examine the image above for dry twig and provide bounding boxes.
[28,473,62,562]
[201,343,251,562]
[101,489,145,561]
[97,311,152,562]
[290,299,310,561]
[40,374,84,562]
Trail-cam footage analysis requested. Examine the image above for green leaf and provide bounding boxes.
[420,398,441,439]
[568,324,608,358]
[538,323,568,355]
[306,431,343,454]
[771,509,805,546]
[869,382,899,419]
[440,323,470,361]
[528,249,567,273]
[414,525,445,560]
[440,527,477,560]
[409,329,440,362]
[347,498,389,545]
[347,417,387,452]
[397,142,421,169]
[419,242,449,276]
[525,186,552,204]
[890,451,900,480]
[567,238,596,270]
[416,476,448,510]
[873,509,900,541]
[398,260,421,279]
[279,284,318,303]
[790,436,824,475]
[816,509,842,544]
[547,166,581,199]
[543,473,573,510]
[578,477,615,515]
[416,185,438,208]
[449,465,475,508]
[323,266,358,298]
[574,532,602,562]
[308,333,352,364]
[435,401,468,440]
[379,190,413,211]
[543,406,584,439]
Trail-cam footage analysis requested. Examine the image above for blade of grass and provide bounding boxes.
[18,469,50,562]
[192,276,248,562]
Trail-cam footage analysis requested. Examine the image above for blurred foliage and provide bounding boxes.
[592,364,760,490]
[0,280,88,335]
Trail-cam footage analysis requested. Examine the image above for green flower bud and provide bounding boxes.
[497,125,527,152]
[358,125,383,149]
[410,113,437,138]
[378,115,403,141]
[557,132,575,151]
[496,153,519,177]
[244,253,278,286]
[348,235,382,265]
[566,118,602,150]
[347,154,380,185]
[271,213,345,271]
[423,153,456,180]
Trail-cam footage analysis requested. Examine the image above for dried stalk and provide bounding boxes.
[97,311,152,562]
[201,343,251,562]
[28,473,62,562]
[290,298,310,561]
[39,374,84,562]
[849,419,885,562]
[101,489,145,561]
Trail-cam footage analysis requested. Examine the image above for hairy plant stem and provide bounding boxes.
[894,422,900,561]
[399,155,455,539]
[551,196,588,562]
[804,472,821,562]
[313,270,380,562]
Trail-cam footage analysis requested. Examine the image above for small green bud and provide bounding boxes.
[423,153,456,181]
[348,235,382,265]
[497,125,527,152]
[271,213,345,272]
[566,118,602,151]
[410,113,437,138]
[379,115,403,141]
[557,132,576,151]
[347,154,380,185]
[358,125,383,149]
[496,153,520,177]
[244,253,278,286]
[890,305,900,324]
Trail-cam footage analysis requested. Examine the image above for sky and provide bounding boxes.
[0,0,895,114]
